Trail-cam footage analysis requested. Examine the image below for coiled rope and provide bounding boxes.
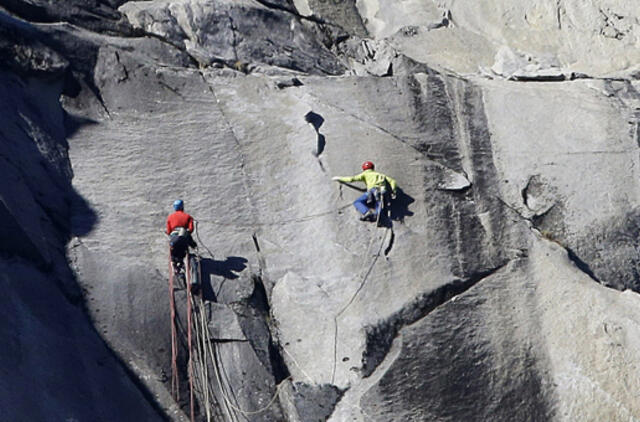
[191,284,290,419]
[166,220,288,421]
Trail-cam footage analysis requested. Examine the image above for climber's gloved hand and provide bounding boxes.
[331,176,341,181]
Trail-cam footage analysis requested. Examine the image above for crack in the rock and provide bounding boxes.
[361,259,512,377]
[493,193,607,290]
[331,227,391,384]
[383,229,394,256]
[113,51,129,82]
[556,0,563,30]
[521,175,534,208]
[305,90,465,176]
[157,80,183,98]
[227,13,239,64]
[197,71,263,235]
[133,29,201,68]
[562,244,602,284]
[253,0,342,27]
[251,234,268,284]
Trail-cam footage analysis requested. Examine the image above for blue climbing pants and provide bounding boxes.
[354,188,383,216]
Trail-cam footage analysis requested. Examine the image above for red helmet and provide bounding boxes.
[362,161,374,171]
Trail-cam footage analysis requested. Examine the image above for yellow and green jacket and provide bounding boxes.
[337,169,398,192]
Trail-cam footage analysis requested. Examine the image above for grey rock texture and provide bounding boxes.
[119,0,345,74]
[0,16,163,420]
[355,0,640,78]
[4,0,640,421]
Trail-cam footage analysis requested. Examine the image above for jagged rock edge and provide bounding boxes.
[495,192,614,289]
[360,259,512,377]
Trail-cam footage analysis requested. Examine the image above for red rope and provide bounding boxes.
[168,251,179,402]
[186,256,195,422]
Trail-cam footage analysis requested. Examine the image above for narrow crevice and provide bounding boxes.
[530,204,556,227]
[564,246,601,283]
[249,274,269,313]
[495,192,608,289]
[269,339,291,384]
[132,29,201,68]
[113,51,128,82]
[212,338,249,344]
[556,0,563,30]
[253,0,342,27]
[361,260,511,376]
[227,13,239,63]
[249,274,291,384]
[383,229,394,256]
[157,80,183,98]
[521,176,533,208]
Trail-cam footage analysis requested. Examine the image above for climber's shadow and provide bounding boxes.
[199,256,248,301]
[381,188,415,227]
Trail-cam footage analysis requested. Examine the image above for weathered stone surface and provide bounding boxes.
[1,0,134,35]
[294,0,367,37]
[351,234,640,422]
[354,0,640,78]
[0,20,163,419]
[279,381,343,422]
[479,78,640,291]
[489,45,567,81]
[119,0,345,74]
[355,0,446,39]
[0,13,69,76]
[0,260,163,421]
[6,0,640,421]
[208,266,255,304]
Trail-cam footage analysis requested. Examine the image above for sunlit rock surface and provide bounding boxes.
[3,0,640,421]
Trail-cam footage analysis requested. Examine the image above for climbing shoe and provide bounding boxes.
[360,210,375,221]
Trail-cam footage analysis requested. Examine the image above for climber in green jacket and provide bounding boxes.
[332,161,398,222]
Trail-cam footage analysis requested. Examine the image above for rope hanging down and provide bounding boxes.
[185,257,196,422]
[331,201,391,384]
[168,224,286,421]
[167,248,196,422]
[168,251,180,402]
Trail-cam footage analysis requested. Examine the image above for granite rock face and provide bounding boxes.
[0,12,162,420]
[3,0,640,421]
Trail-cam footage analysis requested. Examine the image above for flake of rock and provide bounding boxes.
[490,46,567,81]
[355,235,640,421]
[119,0,345,75]
[207,302,246,341]
[437,168,471,191]
[279,381,342,422]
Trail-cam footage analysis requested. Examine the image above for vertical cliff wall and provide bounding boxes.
[0,11,163,421]
[2,1,640,421]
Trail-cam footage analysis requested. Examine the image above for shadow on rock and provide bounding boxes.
[388,187,414,224]
[69,190,98,237]
[199,256,248,301]
[305,111,326,157]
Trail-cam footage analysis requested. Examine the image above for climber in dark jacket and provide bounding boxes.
[166,199,197,267]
